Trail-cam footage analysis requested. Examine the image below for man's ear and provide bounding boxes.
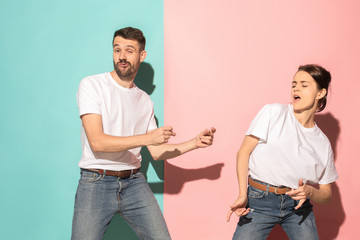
[140,50,147,62]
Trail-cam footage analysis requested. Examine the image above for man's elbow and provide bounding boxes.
[150,152,166,161]
[150,153,162,161]
[147,147,161,161]
[89,140,105,152]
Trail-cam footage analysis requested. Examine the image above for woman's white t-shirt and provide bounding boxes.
[247,103,338,189]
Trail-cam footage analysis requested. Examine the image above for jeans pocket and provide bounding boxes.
[248,186,266,199]
[132,171,144,179]
[80,171,102,182]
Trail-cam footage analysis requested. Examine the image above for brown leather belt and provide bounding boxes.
[86,168,140,178]
[248,177,291,195]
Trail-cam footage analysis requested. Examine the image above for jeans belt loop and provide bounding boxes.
[103,169,106,177]
[275,187,279,195]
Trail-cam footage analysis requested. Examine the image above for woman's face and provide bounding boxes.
[291,71,326,113]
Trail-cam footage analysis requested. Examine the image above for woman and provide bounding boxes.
[227,64,338,240]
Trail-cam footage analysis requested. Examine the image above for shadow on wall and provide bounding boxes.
[163,161,224,194]
[268,112,345,240]
[103,62,225,239]
[313,113,345,240]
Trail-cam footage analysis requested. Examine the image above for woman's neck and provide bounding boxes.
[293,108,316,128]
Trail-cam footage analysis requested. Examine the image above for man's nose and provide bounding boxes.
[119,51,126,60]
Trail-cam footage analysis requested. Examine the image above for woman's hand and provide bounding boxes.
[285,179,313,210]
[226,195,250,222]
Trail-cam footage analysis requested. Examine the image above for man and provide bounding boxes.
[71,27,216,240]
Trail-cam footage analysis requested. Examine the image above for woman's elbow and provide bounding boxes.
[323,193,332,204]
[318,189,332,204]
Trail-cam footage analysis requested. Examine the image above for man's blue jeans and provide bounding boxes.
[71,169,171,240]
[232,183,319,240]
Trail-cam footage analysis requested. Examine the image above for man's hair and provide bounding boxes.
[113,27,146,51]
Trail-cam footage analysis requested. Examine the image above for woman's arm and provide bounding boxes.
[227,135,259,222]
[286,180,332,210]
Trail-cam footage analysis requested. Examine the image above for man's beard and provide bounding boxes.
[113,59,138,80]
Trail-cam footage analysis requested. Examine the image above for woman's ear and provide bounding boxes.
[316,88,327,100]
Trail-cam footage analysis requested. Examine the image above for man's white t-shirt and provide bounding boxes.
[247,103,338,189]
[76,72,157,171]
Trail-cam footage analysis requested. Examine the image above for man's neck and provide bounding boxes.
[110,71,135,88]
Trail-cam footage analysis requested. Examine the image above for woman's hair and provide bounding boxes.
[298,64,331,112]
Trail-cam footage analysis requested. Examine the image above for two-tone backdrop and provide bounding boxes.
[1,0,359,239]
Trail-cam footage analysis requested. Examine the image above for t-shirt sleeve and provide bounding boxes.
[76,77,102,117]
[318,149,338,184]
[147,106,158,131]
[246,104,272,143]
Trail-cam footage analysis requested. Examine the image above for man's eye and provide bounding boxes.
[302,85,308,87]
[292,85,296,88]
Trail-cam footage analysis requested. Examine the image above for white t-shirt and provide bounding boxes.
[247,103,338,189]
[76,72,157,171]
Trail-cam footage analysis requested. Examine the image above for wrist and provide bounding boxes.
[238,194,247,200]
[144,132,154,146]
[238,189,248,198]
[192,137,199,149]
[309,186,313,199]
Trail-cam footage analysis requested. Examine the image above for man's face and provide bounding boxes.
[113,36,146,81]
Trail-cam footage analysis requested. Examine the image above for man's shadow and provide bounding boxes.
[268,112,345,240]
[103,62,224,239]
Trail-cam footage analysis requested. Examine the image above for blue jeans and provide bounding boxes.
[71,169,171,240]
[232,183,319,240]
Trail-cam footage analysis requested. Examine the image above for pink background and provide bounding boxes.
[164,0,360,239]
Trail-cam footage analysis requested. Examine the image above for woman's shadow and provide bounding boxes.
[268,112,345,240]
[103,62,224,239]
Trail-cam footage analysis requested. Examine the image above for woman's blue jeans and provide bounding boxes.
[232,183,319,240]
[71,169,171,240]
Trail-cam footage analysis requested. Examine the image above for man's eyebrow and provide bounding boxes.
[113,44,136,49]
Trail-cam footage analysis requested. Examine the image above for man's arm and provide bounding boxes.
[82,113,175,152]
[147,127,216,160]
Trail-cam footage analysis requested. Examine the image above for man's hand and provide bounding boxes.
[226,196,250,222]
[147,126,176,145]
[195,127,216,148]
[285,179,313,210]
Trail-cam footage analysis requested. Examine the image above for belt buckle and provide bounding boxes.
[274,187,281,195]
